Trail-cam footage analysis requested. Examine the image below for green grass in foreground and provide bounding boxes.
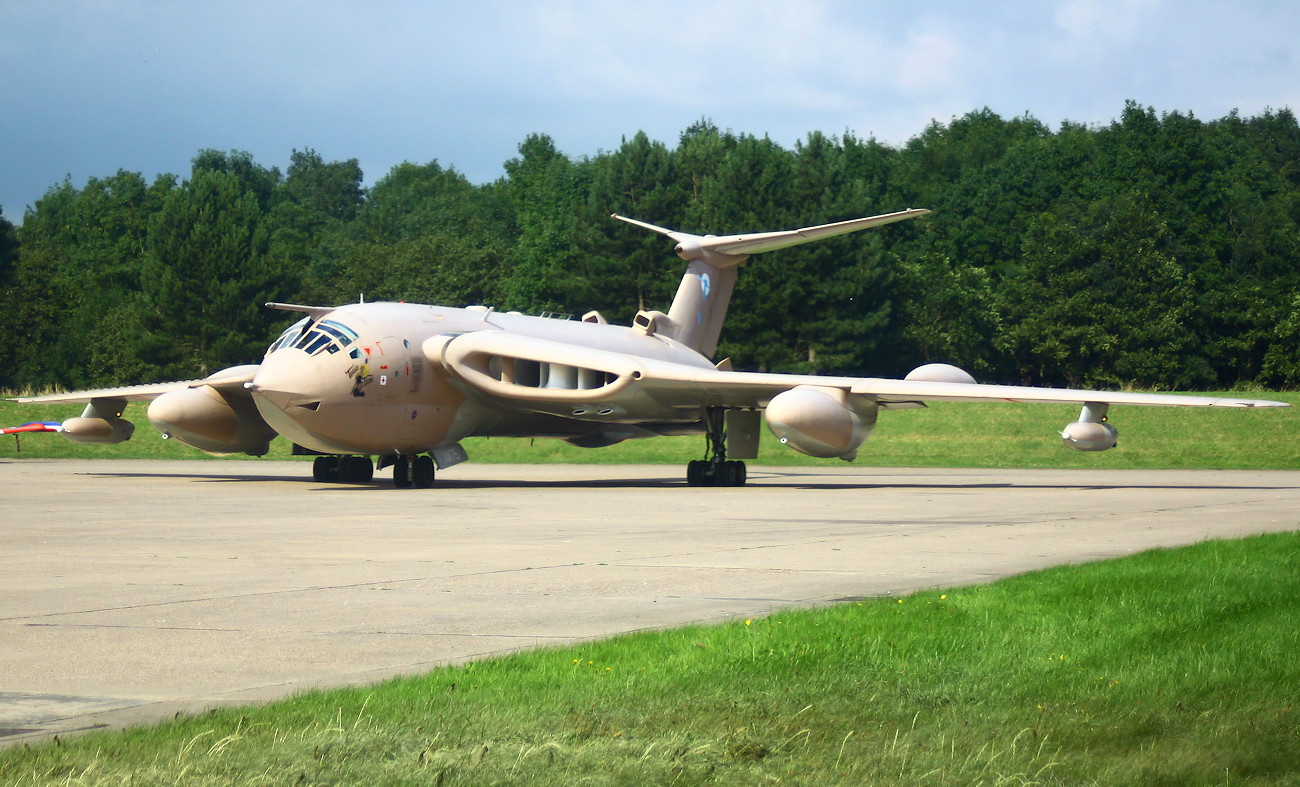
[3,391,1298,469]
[2,533,1298,785]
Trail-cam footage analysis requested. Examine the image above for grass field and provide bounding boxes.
[1,532,1297,785]
[3,391,1298,469]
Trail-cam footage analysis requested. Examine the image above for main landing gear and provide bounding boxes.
[687,407,747,487]
[309,453,438,488]
[312,455,374,484]
[382,454,435,489]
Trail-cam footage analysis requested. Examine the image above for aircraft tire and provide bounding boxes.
[340,455,373,484]
[412,455,435,488]
[725,460,747,487]
[393,458,412,488]
[313,455,342,483]
[687,460,706,486]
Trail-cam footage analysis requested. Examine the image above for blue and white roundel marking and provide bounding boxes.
[700,273,711,300]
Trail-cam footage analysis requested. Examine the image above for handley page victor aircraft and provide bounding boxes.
[7,209,1290,487]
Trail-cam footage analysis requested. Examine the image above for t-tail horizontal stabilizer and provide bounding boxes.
[612,208,929,268]
[612,208,929,358]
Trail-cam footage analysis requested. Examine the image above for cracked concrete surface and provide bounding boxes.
[2,459,1297,744]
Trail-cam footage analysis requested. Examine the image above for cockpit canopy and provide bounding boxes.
[266,317,360,357]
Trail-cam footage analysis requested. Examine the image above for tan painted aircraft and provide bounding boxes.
[10,209,1290,487]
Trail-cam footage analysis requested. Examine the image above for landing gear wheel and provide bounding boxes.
[687,459,707,486]
[393,457,412,488]
[722,460,747,487]
[313,455,341,483]
[412,455,435,488]
[685,408,748,487]
[339,455,373,484]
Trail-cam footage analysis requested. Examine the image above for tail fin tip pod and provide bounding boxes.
[612,208,929,358]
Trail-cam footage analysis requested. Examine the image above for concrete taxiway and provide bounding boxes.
[2,459,1298,744]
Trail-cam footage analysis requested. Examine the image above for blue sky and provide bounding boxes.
[2,0,1297,223]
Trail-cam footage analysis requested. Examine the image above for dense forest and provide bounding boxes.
[1,102,1297,392]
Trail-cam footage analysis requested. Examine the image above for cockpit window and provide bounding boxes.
[280,318,360,357]
[301,333,334,355]
[267,317,310,354]
[318,320,360,343]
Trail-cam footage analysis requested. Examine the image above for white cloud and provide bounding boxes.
[897,22,966,98]
[1052,0,1164,44]
[3,0,1300,221]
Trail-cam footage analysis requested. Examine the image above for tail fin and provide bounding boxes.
[613,209,929,358]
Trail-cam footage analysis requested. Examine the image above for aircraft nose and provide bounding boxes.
[248,350,330,413]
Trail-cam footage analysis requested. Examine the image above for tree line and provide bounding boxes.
[1,101,1297,392]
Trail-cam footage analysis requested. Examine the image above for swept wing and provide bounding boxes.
[12,365,261,405]
[435,331,1288,415]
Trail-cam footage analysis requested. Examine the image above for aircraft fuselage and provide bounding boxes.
[248,302,715,457]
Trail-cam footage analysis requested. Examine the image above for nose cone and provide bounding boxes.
[249,350,328,412]
[249,350,350,453]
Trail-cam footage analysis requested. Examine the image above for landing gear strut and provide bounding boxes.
[687,407,746,487]
[388,454,435,488]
